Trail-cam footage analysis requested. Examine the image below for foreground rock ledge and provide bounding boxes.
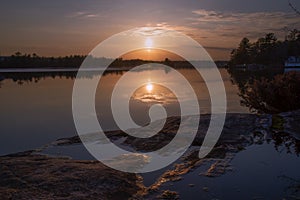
[0,151,144,200]
[1,111,299,199]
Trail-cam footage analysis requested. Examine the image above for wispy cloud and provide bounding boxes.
[140,9,300,59]
[188,9,300,39]
[67,11,100,19]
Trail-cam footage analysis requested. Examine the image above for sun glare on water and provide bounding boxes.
[146,83,153,92]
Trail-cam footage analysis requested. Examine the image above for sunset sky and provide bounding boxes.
[0,0,299,60]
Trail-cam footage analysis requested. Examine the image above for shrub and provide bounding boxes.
[240,71,300,113]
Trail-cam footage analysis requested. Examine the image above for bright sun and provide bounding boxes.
[145,38,153,48]
[146,83,153,92]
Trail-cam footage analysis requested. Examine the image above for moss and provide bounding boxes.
[272,115,285,130]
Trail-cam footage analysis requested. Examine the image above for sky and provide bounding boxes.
[0,0,299,60]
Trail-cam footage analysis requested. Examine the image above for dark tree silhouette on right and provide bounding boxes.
[240,72,300,114]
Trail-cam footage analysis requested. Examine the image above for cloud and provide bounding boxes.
[131,27,169,36]
[138,9,299,59]
[188,9,300,39]
[67,11,100,19]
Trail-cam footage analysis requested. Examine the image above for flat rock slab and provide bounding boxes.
[1,111,299,199]
[0,152,144,200]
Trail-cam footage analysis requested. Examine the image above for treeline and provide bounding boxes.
[230,29,300,66]
[0,53,184,69]
[0,53,227,69]
[109,58,220,68]
[0,52,87,68]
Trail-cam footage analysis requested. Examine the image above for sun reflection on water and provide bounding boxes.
[146,83,153,93]
[132,83,177,105]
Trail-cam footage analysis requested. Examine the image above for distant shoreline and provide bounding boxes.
[0,67,131,73]
[0,64,229,73]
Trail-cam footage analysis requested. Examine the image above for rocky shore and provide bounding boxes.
[0,111,299,199]
[0,151,144,200]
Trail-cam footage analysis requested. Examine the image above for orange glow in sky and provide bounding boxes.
[145,38,153,49]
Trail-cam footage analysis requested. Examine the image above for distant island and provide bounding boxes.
[0,52,229,70]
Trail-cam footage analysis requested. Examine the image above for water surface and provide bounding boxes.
[0,67,246,155]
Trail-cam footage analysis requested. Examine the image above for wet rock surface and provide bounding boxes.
[0,152,144,200]
[1,111,299,199]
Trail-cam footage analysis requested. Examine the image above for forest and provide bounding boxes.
[230,29,300,66]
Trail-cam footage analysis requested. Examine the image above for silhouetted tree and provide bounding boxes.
[230,30,300,66]
[230,37,251,65]
[240,72,300,113]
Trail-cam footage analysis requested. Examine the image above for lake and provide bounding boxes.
[0,67,248,156]
[0,67,299,199]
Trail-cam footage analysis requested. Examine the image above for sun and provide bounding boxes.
[145,37,153,49]
[146,83,153,92]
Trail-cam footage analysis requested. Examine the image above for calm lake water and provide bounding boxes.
[1,67,299,199]
[0,67,247,156]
